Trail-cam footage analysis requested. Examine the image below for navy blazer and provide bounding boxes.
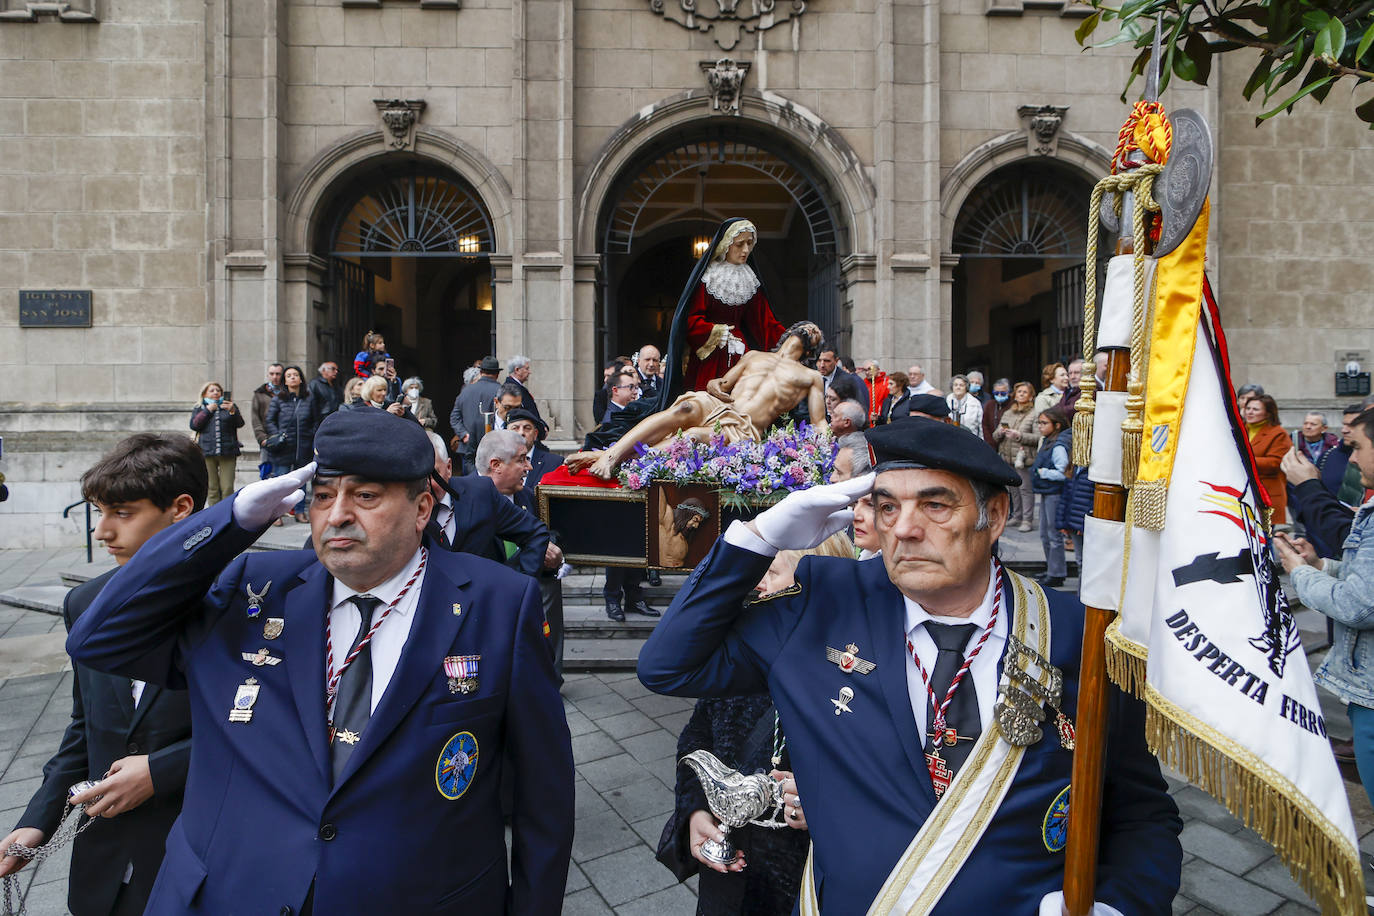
[433,473,550,576]
[67,496,574,916]
[18,569,193,916]
[638,540,1182,914]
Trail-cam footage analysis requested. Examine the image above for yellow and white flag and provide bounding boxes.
[1080,204,1362,914]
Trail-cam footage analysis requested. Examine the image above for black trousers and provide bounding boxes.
[603,567,644,605]
[538,574,564,682]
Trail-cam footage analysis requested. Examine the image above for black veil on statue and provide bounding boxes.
[583,216,773,451]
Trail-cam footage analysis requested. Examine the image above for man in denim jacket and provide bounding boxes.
[1276,407,1374,805]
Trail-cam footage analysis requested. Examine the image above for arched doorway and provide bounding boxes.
[950,161,1100,387]
[595,125,849,366]
[315,163,496,424]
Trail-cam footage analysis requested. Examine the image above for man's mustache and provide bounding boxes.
[320,524,367,544]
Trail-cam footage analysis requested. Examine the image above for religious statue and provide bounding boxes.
[678,217,787,393]
[567,321,826,479]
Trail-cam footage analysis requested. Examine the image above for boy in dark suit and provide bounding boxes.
[0,434,205,916]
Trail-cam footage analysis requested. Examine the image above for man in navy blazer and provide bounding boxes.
[67,409,573,915]
[425,429,550,576]
[638,419,1181,914]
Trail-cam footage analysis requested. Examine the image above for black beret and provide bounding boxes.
[504,408,547,439]
[903,393,950,419]
[864,417,1020,487]
[312,409,434,481]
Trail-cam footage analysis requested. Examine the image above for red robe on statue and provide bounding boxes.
[682,282,787,392]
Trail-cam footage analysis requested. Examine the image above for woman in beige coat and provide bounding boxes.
[993,381,1041,531]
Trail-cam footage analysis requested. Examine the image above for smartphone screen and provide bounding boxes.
[385,358,395,373]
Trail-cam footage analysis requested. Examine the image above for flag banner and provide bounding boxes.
[1084,223,1363,909]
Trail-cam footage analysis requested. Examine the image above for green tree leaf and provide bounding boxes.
[1076,10,1104,44]
[1257,73,1337,120]
[1355,23,1374,63]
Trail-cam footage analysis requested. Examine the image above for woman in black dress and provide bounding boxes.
[656,532,853,916]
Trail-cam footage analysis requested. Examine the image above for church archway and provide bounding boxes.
[947,158,1104,388]
[578,94,873,380]
[310,160,498,427]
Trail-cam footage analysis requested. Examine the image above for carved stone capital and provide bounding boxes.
[1017,104,1069,156]
[373,99,427,151]
[0,0,98,21]
[699,58,751,115]
[652,0,805,51]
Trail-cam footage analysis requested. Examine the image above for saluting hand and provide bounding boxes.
[232,462,317,529]
[73,755,155,819]
[749,473,875,551]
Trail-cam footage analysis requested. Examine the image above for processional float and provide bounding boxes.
[1063,25,1362,916]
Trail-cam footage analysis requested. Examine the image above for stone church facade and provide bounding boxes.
[0,0,1370,546]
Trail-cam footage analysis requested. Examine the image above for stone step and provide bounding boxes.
[0,585,68,616]
[562,637,644,671]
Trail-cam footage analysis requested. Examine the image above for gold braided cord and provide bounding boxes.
[1071,181,1106,467]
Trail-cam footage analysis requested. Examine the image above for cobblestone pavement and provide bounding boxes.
[2,546,1373,914]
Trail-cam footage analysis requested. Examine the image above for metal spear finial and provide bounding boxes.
[1143,13,1163,103]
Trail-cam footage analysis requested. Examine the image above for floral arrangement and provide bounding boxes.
[617,422,837,504]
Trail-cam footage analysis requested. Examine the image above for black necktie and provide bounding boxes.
[924,622,980,778]
[331,595,381,782]
[427,504,451,550]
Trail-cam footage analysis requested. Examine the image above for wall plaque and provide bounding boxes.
[19,290,92,327]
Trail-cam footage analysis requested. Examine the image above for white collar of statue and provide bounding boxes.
[702,260,761,306]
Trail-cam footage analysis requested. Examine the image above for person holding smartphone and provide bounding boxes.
[189,381,243,506]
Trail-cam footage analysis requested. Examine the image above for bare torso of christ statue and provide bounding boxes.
[568,322,827,480]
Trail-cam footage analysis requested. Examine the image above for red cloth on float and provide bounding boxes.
[538,465,622,489]
[682,282,786,392]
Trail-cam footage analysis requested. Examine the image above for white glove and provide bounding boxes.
[725,330,745,357]
[1038,892,1124,916]
[232,462,317,530]
[750,473,875,551]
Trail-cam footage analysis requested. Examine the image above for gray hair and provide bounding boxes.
[360,376,389,402]
[1303,411,1328,426]
[317,361,337,374]
[426,430,449,462]
[462,366,481,385]
[993,377,1011,389]
[508,355,530,371]
[401,376,423,393]
[475,429,525,476]
[967,370,984,385]
[833,399,867,430]
[970,479,1006,531]
[836,433,872,476]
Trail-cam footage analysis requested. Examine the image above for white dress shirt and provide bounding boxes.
[327,546,426,713]
[902,560,1004,751]
[434,491,456,544]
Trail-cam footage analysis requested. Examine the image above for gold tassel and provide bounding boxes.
[1144,697,1366,916]
[1071,375,1096,467]
[1120,376,1144,490]
[1103,636,1147,698]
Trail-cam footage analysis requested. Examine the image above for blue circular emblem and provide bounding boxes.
[435,731,479,800]
[1042,784,1070,853]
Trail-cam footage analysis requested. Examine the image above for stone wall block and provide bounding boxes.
[797,51,856,90]
[29,175,89,214]
[1296,148,1352,184]
[0,138,54,173]
[0,364,56,402]
[591,49,652,88]
[287,7,345,46]
[575,10,634,48]
[140,23,202,61]
[316,47,375,86]
[426,46,488,87]
[111,61,171,98]
[142,250,203,288]
[456,88,513,126]
[55,365,117,403]
[343,8,403,47]
[168,137,202,174]
[287,86,345,126]
[24,249,81,285]
[0,99,23,135]
[0,60,56,100]
[230,198,265,244]
[85,23,141,61]
[83,252,142,288]
[20,21,89,61]
[24,99,84,136]
[374,47,428,85]
[940,14,987,52]
[54,212,113,250]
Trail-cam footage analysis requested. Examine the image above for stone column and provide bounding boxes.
[211,0,290,401]
[509,0,577,445]
[869,0,942,377]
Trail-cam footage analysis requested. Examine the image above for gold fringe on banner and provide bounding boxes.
[1103,618,1147,699]
[1144,688,1365,916]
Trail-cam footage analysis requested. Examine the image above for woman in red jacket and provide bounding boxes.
[1243,393,1289,524]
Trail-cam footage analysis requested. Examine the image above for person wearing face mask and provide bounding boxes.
[966,370,989,406]
[400,376,437,430]
[981,378,1012,442]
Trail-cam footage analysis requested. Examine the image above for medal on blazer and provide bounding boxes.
[263,617,284,640]
[830,686,854,715]
[444,655,480,694]
[242,647,282,667]
[825,643,876,675]
[435,731,479,800]
[245,580,271,618]
[229,677,260,723]
[994,635,1076,750]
